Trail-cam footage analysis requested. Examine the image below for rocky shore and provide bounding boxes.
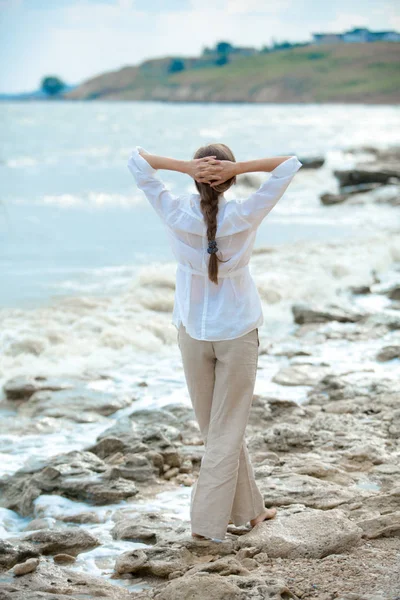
[0,147,399,599]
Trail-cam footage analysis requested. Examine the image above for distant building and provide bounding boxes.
[313,33,343,45]
[313,27,400,45]
[229,47,257,57]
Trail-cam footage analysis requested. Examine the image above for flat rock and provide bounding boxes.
[3,375,73,401]
[292,302,365,324]
[358,511,400,539]
[376,345,400,361]
[272,364,329,386]
[19,388,131,422]
[258,473,360,509]
[23,527,100,556]
[237,507,363,558]
[0,560,133,599]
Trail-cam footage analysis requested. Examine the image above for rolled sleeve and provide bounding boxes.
[127,146,157,180]
[127,145,180,225]
[269,155,303,178]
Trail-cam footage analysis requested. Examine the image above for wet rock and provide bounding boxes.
[2,560,133,599]
[53,553,76,564]
[3,375,72,402]
[111,521,158,544]
[109,453,158,483]
[292,302,365,324]
[333,167,400,187]
[12,557,39,576]
[60,511,102,524]
[19,388,131,422]
[237,507,362,558]
[0,450,139,515]
[0,539,39,571]
[388,284,400,301]
[299,156,325,169]
[376,345,400,361]
[320,182,382,205]
[114,546,188,578]
[23,527,100,556]
[24,517,56,531]
[272,364,329,386]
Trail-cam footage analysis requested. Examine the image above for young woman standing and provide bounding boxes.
[128,143,302,541]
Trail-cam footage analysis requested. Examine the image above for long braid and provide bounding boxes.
[193,143,237,285]
[200,187,220,284]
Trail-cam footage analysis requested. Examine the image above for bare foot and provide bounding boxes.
[250,507,277,527]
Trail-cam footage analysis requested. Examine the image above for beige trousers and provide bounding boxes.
[177,322,265,540]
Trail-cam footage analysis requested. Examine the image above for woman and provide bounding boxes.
[127,143,302,541]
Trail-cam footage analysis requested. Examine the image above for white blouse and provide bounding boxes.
[127,146,302,341]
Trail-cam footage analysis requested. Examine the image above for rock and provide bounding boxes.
[358,511,400,539]
[53,553,76,564]
[0,539,39,571]
[60,511,102,524]
[349,284,371,294]
[237,508,362,558]
[3,375,71,401]
[111,521,157,544]
[2,560,133,599]
[376,345,400,361]
[263,424,313,451]
[153,572,243,600]
[23,527,100,556]
[292,302,365,324]
[12,557,39,576]
[0,450,139,515]
[109,452,157,483]
[19,388,131,422]
[299,156,325,169]
[388,285,400,301]
[334,167,400,187]
[320,182,382,205]
[258,473,360,509]
[272,364,329,386]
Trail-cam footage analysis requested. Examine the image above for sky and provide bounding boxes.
[0,0,399,94]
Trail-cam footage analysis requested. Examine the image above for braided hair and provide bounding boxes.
[193,143,237,284]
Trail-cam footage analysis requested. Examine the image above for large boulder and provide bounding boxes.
[237,507,362,558]
[22,527,100,557]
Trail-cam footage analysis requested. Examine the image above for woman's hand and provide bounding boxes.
[187,156,223,183]
[209,161,237,188]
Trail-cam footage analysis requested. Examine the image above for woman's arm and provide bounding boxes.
[236,156,294,174]
[209,155,295,188]
[138,149,222,183]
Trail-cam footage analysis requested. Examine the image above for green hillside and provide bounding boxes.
[65,42,400,104]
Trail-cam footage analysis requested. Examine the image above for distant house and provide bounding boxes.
[313,27,400,45]
[313,33,343,45]
[229,47,257,57]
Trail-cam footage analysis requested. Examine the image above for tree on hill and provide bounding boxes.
[168,59,185,74]
[216,41,234,55]
[41,76,66,96]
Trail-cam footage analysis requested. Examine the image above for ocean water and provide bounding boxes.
[1,101,400,588]
[1,101,400,309]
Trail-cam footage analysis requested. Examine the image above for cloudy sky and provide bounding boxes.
[0,0,399,93]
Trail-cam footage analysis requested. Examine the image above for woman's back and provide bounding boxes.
[127,146,302,340]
